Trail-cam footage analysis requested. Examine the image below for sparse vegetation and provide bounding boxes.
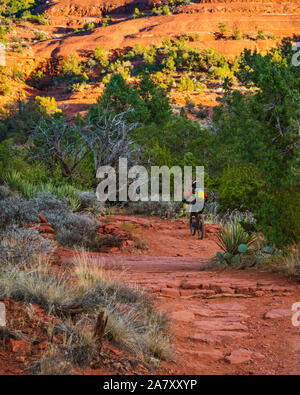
[0,232,173,371]
[232,26,242,40]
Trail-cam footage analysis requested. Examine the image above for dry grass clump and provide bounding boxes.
[120,222,141,234]
[0,231,172,373]
[40,344,72,375]
[266,245,300,277]
[72,253,172,362]
[134,237,149,250]
[58,317,100,367]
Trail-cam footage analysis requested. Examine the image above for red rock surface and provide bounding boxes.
[225,348,253,364]
[57,214,300,375]
[32,12,299,59]
[1,213,300,375]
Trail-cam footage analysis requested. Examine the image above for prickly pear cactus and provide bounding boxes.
[216,243,249,265]
[238,244,248,253]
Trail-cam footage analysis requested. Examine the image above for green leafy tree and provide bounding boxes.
[95,73,171,126]
[213,39,300,246]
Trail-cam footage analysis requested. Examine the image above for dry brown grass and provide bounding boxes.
[0,239,172,372]
[267,244,300,277]
[40,344,72,375]
[120,222,141,234]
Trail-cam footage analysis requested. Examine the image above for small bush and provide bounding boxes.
[256,30,266,40]
[55,214,100,249]
[218,22,227,34]
[34,30,47,41]
[35,96,62,115]
[232,27,242,40]
[77,191,106,213]
[0,193,101,250]
[132,8,140,19]
[0,226,55,267]
[68,81,89,93]
[101,15,111,27]
[28,69,46,89]
[12,67,25,82]
[196,104,209,119]
[134,237,148,250]
[0,73,10,96]
[83,22,96,31]
[61,53,83,79]
[120,222,140,234]
[177,76,194,92]
[94,46,109,70]
[22,11,49,26]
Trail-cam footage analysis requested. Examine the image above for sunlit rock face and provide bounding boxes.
[38,0,153,18]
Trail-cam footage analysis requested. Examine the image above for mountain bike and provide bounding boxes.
[190,212,205,240]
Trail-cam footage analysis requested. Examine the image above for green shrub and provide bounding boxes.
[232,27,242,40]
[256,30,266,40]
[101,15,111,27]
[34,30,46,41]
[213,39,300,247]
[177,76,194,92]
[132,8,140,19]
[22,11,49,25]
[143,46,157,66]
[94,46,109,70]
[97,73,171,125]
[215,22,227,39]
[162,5,171,15]
[28,69,45,89]
[218,22,227,34]
[162,56,176,74]
[68,81,89,93]
[61,53,83,78]
[107,60,132,81]
[1,0,36,17]
[255,183,300,247]
[35,96,62,115]
[83,22,96,31]
[196,104,209,119]
[0,73,9,96]
[12,67,25,82]
[218,164,267,212]
[0,25,6,42]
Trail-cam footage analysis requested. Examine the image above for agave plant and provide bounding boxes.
[216,221,255,265]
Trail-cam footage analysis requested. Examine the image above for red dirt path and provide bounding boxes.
[59,215,300,375]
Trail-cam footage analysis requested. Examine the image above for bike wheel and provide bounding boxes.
[198,216,205,240]
[190,218,196,236]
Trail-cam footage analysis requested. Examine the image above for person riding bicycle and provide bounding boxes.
[182,181,207,210]
[182,181,208,239]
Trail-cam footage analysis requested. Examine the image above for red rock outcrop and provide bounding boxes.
[26,214,59,252]
[38,0,153,18]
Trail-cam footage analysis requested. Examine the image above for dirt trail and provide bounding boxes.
[59,215,300,375]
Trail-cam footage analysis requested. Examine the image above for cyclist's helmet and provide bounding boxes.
[192,180,198,188]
